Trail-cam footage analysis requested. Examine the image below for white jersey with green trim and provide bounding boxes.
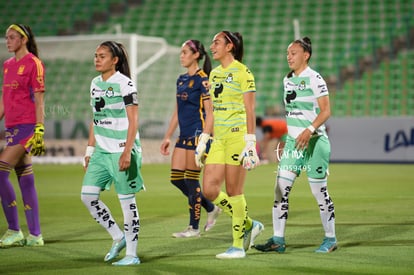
[90,71,140,153]
[283,66,329,139]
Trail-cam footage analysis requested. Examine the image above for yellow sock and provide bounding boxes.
[228,194,247,249]
[242,195,253,231]
[212,191,233,217]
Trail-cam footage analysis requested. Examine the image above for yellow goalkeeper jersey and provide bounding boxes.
[209,60,256,139]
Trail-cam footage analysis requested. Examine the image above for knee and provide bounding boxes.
[202,186,218,201]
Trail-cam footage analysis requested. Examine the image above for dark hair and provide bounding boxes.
[256,116,263,127]
[294,36,312,61]
[8,24,39,57]
[185,39,212,76]
[287,36,312,78]
[262,125,273,134]
[222,31,244,62]
[99,41,131,78]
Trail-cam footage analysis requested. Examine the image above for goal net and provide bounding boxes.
[0,33,182,163]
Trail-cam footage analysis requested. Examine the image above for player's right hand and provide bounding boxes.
[160,139,171,155]
[239,134,259,171]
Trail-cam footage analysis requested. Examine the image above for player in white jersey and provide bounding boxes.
[255,37,337,254]
[80,41,144,266]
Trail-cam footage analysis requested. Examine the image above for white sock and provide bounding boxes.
[119,193,140,257]
[308,177,336,238]
[272,170,296,237]
[81,186,123,240]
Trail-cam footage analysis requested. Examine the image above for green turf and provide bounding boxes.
[0,163,413,274]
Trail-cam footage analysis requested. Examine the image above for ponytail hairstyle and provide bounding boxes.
[184,39,212,76]
[295,36,312,62]
[7,24,39,57]
[100,41,131,78]
[221,31,244,62]
[287,36,312,78]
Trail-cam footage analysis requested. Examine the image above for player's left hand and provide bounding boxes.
[29,123,45,156]
[239,134,259,170]
[195,133,210,168]
[119,151,131,171]
[295,128,313,151]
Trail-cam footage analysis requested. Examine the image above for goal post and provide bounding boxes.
[0,33,182,163]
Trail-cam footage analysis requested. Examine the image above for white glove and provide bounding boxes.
[239,134,259,170]
[83,145,95,168]
[195,133,210,168]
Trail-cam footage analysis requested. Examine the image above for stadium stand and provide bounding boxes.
[0,0,413,120]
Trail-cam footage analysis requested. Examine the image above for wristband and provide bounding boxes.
[307,125,316,133]
[85,146,95,157]
[244,134,256,142]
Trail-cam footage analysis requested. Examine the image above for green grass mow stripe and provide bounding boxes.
[0,163,413,274]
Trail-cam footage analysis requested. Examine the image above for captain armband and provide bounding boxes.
[123,92,138,106]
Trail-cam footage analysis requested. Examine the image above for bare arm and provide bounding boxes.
[243,91,256,135]
[87,122,96,146]
[160,104,178,155]
[34,92,45,124]
[202,96,214,135]
[0,98,4,121]
[295,95,331,150]
[119,104,139,171]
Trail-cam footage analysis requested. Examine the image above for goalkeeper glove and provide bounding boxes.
[30,123,45,156]
[239,134,259,171]
[83,145,95,168]
[195,133,210,168]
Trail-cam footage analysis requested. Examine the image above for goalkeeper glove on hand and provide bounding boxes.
[195,133,210,168]
[30,123,45,156]
[239,134,259,171]
[83,145,95,168]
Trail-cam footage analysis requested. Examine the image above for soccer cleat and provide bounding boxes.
[104,236,126,262]
[112,255,140,266]
[216,246,246,259]
[243,220,264,251]
[172,226,200,238]
[0,229,25,247]
[25,234,44,247]
[254,236,286,253]
[315,237,337,253]
[204,206,222,232]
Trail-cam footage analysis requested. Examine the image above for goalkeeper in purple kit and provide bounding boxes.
[0,24,46,247]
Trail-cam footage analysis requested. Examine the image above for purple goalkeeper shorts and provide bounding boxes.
[5,124,35,152]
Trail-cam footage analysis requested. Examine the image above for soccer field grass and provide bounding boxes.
[0,163,413,274]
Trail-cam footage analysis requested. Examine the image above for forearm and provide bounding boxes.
[244,92,256,134]
[124,105,139,153]
[311,110,330,129]
[87,122,96,146]
[163,108,178,140]
[34,92,45,124]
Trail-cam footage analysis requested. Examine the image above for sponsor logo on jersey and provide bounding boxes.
[213,106,227,111]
